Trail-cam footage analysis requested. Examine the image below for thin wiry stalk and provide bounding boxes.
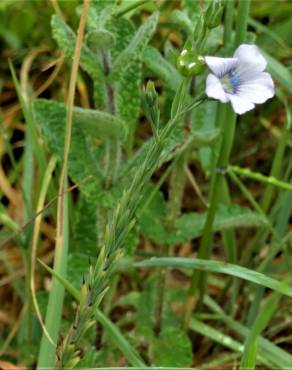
[30,157,57,347]
[37,1,90,368]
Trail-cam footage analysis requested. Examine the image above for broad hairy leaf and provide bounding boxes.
[33,99,104,199]
[34,99,125,138]
[109,17,142,150]
[90,0,117,13]
[135,275,192,367]
[51,14,103,81]
[72,195,98,256]
[139,186,268,246]
[73,105,126,140]
[152,327,192,367]
[136,275,180,340]
[51,14,106,108]
[109,12,159,81]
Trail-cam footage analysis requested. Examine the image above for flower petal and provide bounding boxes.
[206,74,229,103]
[234,44,267,80]
[204,57,237,78]
[226,93,255,115]
[236,72,275,104]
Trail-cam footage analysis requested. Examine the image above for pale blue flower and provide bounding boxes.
[204,44,275,114]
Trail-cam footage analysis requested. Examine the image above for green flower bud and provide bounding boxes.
[143,81,160,139]
[177,49,206,77]
[145,81,158,108]
[204,0,224,29]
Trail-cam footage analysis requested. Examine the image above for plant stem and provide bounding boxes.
[235,0,250,47]
[217,0,247,313]
[223,0,234,44]
[230,165,292,192]
[183,0,250,328]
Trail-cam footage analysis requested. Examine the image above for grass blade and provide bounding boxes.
[135,257,292,297]
[37,1,89,367]
[240,292,280,370]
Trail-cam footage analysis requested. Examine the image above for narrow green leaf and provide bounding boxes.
[190,318,244,352]
[95,310,145,367]
[240,293,281,370]
[135,257,292,297]
[189,318,271,368]
[263,50,292,94]
[143,46,181,92]
[204,296,292,369]
[37,186,69,369]
[38,258,80,301]
[170,10,194,35]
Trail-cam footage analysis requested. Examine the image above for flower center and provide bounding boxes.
[220,71,239,93]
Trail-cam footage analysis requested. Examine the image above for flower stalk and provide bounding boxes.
[183,0,251,329]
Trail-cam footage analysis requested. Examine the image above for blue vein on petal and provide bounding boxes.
[220,71,240,94]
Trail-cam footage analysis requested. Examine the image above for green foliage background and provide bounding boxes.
[0,0,291,369]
